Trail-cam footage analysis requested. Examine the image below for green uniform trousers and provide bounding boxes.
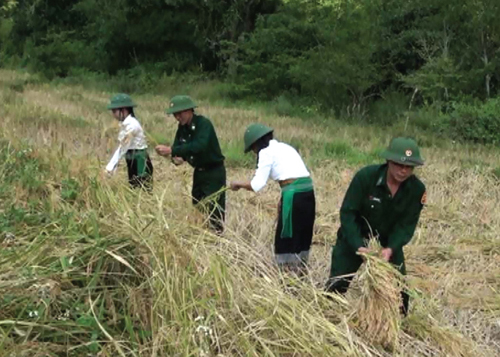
[192,164,226,234]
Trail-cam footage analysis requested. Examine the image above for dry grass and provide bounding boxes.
[1,69,500,356]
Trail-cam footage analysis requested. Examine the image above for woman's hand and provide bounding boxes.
[229,181,242,191]
[230,181,254,192]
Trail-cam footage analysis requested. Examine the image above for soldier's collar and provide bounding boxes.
[376,164,388,187]
[189,114,199,131]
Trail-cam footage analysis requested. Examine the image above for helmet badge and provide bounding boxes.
[405,149,412,157]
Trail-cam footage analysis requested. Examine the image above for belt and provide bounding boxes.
[279,178,297,188]
[195,161,224,172]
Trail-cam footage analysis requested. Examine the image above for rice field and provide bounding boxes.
[0,69,500,356]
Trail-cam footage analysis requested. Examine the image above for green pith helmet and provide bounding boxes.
[166,95,197,114]
[381,137,424,166]
[107,93,136,110]
[244,123,274,153]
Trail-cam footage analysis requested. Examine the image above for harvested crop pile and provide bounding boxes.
[349,239,404,350]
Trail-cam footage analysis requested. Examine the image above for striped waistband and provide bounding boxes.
[281,177,313,192]
[125,148,148,159]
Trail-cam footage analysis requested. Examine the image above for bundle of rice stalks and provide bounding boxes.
[349,239,405,351]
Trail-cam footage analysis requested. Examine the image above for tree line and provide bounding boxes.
[1,0,500,142]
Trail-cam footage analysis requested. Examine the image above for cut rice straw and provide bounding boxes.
[349,238,405,351]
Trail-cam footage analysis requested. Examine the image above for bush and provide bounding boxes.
[439,98,500,144]
[407,105,445,132]
[366,92,410,126]
[23,36,93,78]
[273,95,295,117]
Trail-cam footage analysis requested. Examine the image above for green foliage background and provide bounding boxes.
[2,0,500,142]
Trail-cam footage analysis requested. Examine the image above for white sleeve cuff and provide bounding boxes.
[106,147,121,172]
[250,178,266,192]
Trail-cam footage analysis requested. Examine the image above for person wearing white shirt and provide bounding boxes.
[230,124,316,273]
[106,94,153,190]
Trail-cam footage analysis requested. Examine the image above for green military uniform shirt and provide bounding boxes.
[171,113,226,233]
[171,114,225,168]
[330,163,426,277]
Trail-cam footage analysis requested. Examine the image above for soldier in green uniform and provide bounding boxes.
[326,137,426,315]
[155,95,226,234]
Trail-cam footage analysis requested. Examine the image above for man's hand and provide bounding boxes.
[172,156,184,166]
[155,145,172,157]
[357,247,370,255]
[381,248,393,261]
[357,246,370,261]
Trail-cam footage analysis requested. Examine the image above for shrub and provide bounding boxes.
[367,92,410,126]
[440,98,500,144]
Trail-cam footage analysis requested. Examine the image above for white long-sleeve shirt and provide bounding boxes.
[250,139,310,192]
[106,115,147,173]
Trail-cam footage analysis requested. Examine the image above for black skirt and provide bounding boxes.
[274,189,316,266]
[125,149,153,190]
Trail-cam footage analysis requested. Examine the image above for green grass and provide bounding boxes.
[221,140,255,169]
